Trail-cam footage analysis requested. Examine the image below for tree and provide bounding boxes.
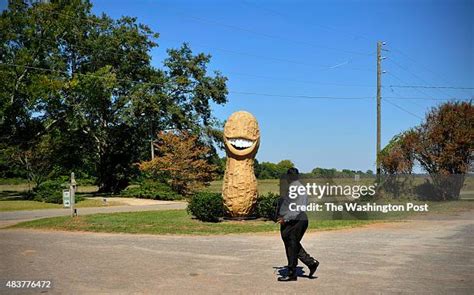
[379,132,415,175]
[11,135,55,188]
[311,167,337,178]
[256,162,278,179]
[211,156,227,180]
[380,101,473,200]
[276,160,295,173]
[255,159,295,179]
[379,132,416,197]
[1,0,227,192]
[139,131,217,195]
[411,101,473,199]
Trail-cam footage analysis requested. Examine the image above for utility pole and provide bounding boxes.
[70,172,77,217]
[150,139,155,160]
[376,41,382,179]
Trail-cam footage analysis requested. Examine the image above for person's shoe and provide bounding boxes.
[278,268,297,282]
[308,260,319,278]
[277,275,297,282]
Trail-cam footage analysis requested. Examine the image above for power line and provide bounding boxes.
[386,71,441,101]
[159,37,366,71]
[239,0,376,43]
[17,37,463,90]
[387,72,469,101]
[0,62,373,100]
[37,1,375,57]
[384,98,424,120]
[2,63,371,100]
[225,71,374,88]
[387,72,471,102]
[386,87,427,109]
[383,96,462,101]
[239,0,469,98]
[10,33,372,74]
[1,62,469,102]
[386,57,455,99]
[387,84,474,90]
[164,10,373,56]
[6,2,377,87]
[229,91,372,100]
[0,63,374,101]
[34,3,373,57]
[390,46,473,97]
[11,3,472,96]
[385,72,469,102]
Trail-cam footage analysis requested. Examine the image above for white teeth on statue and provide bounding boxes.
[228,138,253,148]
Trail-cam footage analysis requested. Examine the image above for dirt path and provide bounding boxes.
[86,197,179,206]
[0,211,472,294]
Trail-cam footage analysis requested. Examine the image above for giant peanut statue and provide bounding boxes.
[222,111,260,217]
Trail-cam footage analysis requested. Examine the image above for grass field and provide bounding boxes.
[10,200,472,235]
[0,199,125,212]
[0,179,280,194]
[204,179,280,195]
[1,177,473,213]
[10,209,377,235]
[0,179,280,212]
[2,177,473,196]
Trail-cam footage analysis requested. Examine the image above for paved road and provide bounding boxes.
[1,211,472,294]
[0,201,187,228]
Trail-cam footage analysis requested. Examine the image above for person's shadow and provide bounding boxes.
[273,266,318,279]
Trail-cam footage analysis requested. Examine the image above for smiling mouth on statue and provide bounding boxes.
[227,138,254,150]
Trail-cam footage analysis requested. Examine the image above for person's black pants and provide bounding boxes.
[280,217,316,273]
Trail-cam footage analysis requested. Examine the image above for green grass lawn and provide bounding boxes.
[0,200,60,211]
[10,209,377,235]
[9,200,472,235]
[2,178,473,198]
[205,179,280,195]
[0,199,125,211]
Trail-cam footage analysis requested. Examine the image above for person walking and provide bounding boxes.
[276,168,319,282]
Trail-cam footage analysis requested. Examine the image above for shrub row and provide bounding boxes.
[120,181,183,201]
[29,180,84,204]
[27,179,181,204]
[187,192,280,222]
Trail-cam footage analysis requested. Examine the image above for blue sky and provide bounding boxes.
[4,0,471,172]
[90,0,473,172]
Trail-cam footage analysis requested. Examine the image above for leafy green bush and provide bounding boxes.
[33,180,84,204]
[33,181,63,203]
[120,181,183,200]
[187,192,224,222]
[255,192,280,220]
